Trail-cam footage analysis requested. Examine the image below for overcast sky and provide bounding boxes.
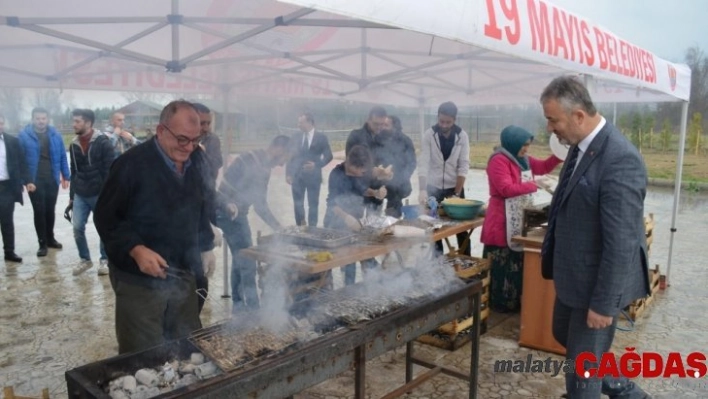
[551,0,707,63]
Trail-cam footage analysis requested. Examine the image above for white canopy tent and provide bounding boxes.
[0,0,691,284]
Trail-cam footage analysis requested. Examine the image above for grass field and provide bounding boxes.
[469,142,708,183]
[60,132,706,184]
[230,139,708,184]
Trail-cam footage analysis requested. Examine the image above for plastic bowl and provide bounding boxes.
[401,205,421,219]
[441,199,484,220]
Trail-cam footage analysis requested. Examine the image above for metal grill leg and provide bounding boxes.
[405,341,413,383]
[469,292,481,399]
[355,344,366,399]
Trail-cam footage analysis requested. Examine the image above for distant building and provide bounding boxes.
[114,100,164,131]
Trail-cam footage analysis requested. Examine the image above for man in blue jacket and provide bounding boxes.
[18,107,71,257]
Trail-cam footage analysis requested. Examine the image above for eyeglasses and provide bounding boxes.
[161,124,201,147]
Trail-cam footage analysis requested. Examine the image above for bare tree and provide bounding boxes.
[0,88,25,131]
[657,46,708,130]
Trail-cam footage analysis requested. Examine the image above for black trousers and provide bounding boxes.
[428,186,471,256]
[292,175,322,226]
[28,178,59,246]
[110,270,201,354]
[0,181,17,253]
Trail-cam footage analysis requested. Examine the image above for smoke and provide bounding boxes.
[255,255,295,333]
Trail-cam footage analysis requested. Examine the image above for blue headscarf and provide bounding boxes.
[500,125,534,171]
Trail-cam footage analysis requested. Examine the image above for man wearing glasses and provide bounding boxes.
[94,100,215,354]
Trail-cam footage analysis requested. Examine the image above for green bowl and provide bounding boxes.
[441,199,484,220]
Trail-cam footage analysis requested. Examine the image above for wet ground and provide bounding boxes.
[1,155,707,398]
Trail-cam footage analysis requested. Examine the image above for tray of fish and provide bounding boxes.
[190,318,319,372]
[261,226,356,249]
[307,267,465,326]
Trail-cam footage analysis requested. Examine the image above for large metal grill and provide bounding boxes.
[66,275,483,399]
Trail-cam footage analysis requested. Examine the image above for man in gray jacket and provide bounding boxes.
[418,101,471,255]
[541,76,651,399]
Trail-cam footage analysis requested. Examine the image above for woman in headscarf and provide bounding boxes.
[481,125,562,313]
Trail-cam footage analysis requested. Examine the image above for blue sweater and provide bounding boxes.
[18,124,71,185]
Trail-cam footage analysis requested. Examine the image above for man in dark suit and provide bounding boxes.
[540,76,651,399]
[0,114,33,263]
[286,113,333,227]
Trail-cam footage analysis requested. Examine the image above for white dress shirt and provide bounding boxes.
[303,128,314,149]
[573,116,606,175]
[0,134,8,181]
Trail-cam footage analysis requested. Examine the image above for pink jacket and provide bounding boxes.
[480,153,562,247]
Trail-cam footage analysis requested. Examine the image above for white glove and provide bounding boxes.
[211,224,223,247]
[343,214,361,232]
[201,250,217,278]
[374,186,388,200]
[418,190,428,205]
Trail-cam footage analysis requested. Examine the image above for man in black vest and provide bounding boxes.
[286,113,333,226]
[0,114,32,263]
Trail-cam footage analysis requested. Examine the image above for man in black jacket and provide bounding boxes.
[94,100,215,354]
[68,109,115,276]
[0,114,32,263]
[370,115,417,217]
[345,106,387,155]
[286,113,333,226]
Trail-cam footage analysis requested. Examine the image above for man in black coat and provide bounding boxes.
[286,113,333,226]
[0,114,32,263]
[370,115,417,217]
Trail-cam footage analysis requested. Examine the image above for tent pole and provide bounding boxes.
[418,102,425,136]
[612,103,617,125]
[665,101,689,287]
[221,85,231,299]
[170,0,179,64]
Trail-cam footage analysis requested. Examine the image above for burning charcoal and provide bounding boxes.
[178,374,199,387]
[109,376,126,392]
[194,361,218,379]
[160,362,176,385]
[130,385,160,399]
[178,362,196,374]
[190,353,205,365]
[109,389,129,399]
[129,385,149,399]
[122,375,137,393]
[135,368,158,387]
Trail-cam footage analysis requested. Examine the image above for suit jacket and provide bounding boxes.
[2,133,30,205]
[548,121,650,317]
[286,131,333,183]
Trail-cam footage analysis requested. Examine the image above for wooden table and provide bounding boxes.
[512,230,566,356]
[240,217,485,275]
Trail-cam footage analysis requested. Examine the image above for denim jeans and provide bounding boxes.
[343,258,378,286]
[218,215,259,309]
[73,194,107,261]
